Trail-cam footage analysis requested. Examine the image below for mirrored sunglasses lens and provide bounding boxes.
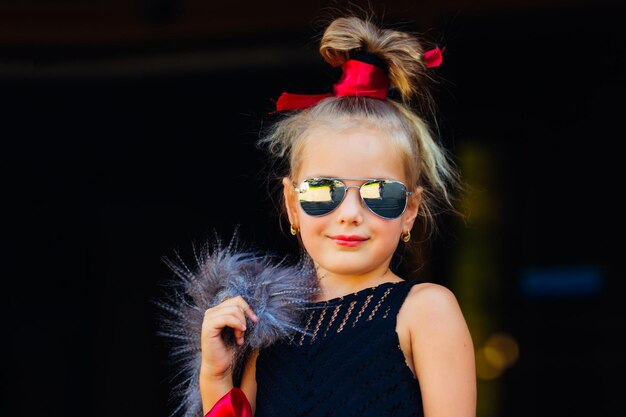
[361,180,407,219]
[298,179,346,216]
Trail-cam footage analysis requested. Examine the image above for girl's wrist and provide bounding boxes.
[199,368,235,416]
[200,362,233,384]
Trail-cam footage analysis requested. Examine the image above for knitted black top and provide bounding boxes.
[255,279,425,417]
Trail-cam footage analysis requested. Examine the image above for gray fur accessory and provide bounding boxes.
[154,235,320,417]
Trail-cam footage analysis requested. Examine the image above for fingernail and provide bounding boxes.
[252,314,259,321]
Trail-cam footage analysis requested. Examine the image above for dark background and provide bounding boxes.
[2,1,624,416]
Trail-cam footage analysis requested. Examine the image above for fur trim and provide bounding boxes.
[154,234,319,417]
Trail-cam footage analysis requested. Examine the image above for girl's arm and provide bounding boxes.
[198,295,259,415]
[199,364,235,414]
[407,283,477,417]
[239,350,259,415]
[199,349,258,416]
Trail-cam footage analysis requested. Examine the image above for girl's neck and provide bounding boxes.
[314,266,402,302]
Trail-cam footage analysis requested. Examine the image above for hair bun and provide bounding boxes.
[320,16,431,102]
[349,49,388,71]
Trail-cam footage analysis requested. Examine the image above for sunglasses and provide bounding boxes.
[293,177,412,219]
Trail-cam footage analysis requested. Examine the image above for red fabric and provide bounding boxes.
[274,47,445,112]
[333,59,390,99]
[424,46,445,68]
[275,60,387,112]
[275,92,333,112]
[204,387,252,417]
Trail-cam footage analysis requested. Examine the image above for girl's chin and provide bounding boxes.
[315,261,380,276]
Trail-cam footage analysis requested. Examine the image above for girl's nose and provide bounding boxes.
[335,187,364,225]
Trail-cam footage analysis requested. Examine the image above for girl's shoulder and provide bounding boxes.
[397,281,472,368]
[399,281,465,326]
[406,280,458,302]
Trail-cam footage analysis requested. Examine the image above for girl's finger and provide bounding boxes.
[205,314,247,336]
[218,296,260,322]
[206,304,248,325]
[233,327,245,340]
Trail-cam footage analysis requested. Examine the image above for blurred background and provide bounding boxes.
[2,1,624,416]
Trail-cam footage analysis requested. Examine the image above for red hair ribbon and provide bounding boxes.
[275,47,444,112]
[424,46,445,68]
[204,388,252,417]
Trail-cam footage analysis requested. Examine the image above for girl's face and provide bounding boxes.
[283,126,421,277]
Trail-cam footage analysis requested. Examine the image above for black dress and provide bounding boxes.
[255,279,425,417]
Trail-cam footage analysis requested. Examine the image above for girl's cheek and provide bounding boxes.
[299,218,327,251]
[300,219,320,241]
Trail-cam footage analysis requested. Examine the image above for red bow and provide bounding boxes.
[204,388,252,417]
[275,47,444,112]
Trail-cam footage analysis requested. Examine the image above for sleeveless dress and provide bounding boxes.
[254,279,425,417]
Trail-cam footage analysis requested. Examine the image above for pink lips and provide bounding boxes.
[330,235,369,247]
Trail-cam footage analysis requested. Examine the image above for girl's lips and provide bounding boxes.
[329,235,369,247]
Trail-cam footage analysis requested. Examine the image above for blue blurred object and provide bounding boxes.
[520,265,603,298]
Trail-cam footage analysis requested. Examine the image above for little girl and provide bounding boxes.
[163,14,476,417]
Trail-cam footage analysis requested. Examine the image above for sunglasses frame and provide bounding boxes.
[293,177,413,220]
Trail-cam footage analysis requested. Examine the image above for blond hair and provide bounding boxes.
[259,16,460,237]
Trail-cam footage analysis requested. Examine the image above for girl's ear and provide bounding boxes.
[282,177,299,227]
[403,186,423,231]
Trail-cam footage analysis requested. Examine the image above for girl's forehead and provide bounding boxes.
[297,127,407,181]
[301,127,389,153]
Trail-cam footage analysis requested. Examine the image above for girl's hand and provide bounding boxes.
[200,296,259,381]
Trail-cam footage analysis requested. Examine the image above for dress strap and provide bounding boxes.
[387,279,425,316]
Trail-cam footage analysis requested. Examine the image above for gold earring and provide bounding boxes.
[401,230,411,243]
[290,225,299,235]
